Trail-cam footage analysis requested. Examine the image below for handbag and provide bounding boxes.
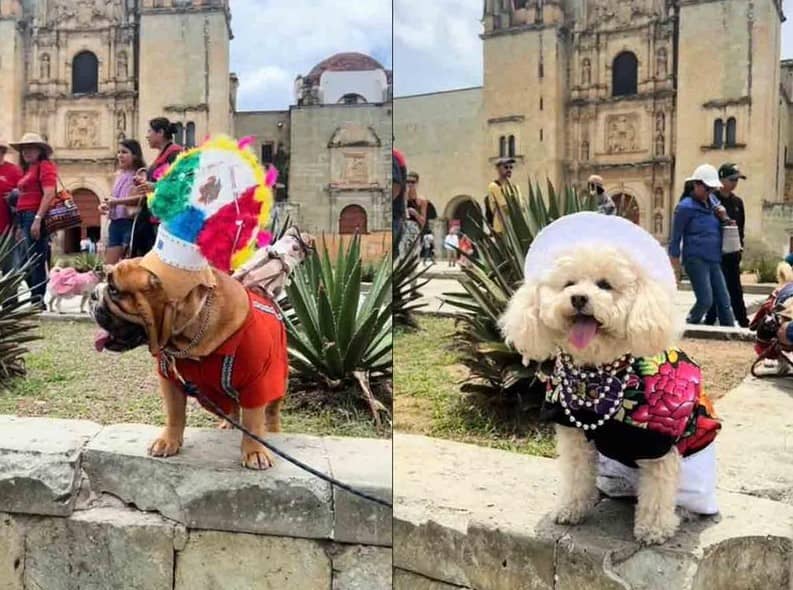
[722,224,742,254]
[37,165,82,233]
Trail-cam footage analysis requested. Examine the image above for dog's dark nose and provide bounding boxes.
[571,294,588,311]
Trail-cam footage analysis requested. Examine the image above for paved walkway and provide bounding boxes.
[416,276,769,328]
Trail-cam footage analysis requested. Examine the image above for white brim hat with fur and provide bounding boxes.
[523,212,677,296]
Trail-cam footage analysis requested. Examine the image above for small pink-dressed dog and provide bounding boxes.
[48,267,103,313]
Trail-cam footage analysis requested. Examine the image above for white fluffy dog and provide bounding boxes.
[500,212,720,545]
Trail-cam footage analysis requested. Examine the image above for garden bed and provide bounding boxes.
[0,321,384,439]
[394,316,757,456]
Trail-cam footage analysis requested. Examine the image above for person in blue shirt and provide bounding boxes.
[668,164,736,326]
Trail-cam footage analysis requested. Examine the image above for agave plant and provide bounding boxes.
[393,236,431,330]
[442,180,596,407]
[283,234,392,425]
[0,233,42,384]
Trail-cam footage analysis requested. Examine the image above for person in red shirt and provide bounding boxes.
[10,132,58,310]
[0,139,22,235]
[0,139,23,298]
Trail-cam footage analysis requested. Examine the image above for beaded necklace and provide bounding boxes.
[551,352,636,432]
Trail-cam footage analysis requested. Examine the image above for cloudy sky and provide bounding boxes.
[391,0,793,98]
[229,0,392,111]
[231,0,793,109]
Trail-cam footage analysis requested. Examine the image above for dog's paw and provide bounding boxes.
[242,448,274,470]
[554,500,595,525]
[634,511,680,545]
[148,436,182,457]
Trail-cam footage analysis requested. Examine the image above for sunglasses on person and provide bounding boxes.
[501,165,513,171]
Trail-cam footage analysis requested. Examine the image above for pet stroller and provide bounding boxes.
[749,282,793,378]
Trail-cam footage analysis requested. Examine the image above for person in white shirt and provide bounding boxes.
[443,229,459,267]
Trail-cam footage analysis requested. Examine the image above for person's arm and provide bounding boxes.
[737,197,746,245]
[415,198,428,228]
[31,162,57,240]
[668,204,690,260]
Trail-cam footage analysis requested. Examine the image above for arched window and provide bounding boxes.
[339,93,367,104]
[612,51,638,97]
[713,119,724,148]
[507,135,516,157]
[185,122,196,148]
[726,117,737,147]
[173,123,184,146]
[339,204,368,235]
[499,135,506,157]
[72,51,98,94]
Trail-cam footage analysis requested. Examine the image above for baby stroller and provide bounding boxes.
[749,282,793,378]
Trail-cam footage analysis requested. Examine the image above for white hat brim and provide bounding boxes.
[523,212,676,295]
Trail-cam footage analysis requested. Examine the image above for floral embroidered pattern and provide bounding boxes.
[545,348,720,457]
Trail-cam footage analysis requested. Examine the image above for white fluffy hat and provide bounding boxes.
[523,212,677,295]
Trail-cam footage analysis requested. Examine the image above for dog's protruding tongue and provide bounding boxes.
[94,330,110,353]
[569,316,599,350]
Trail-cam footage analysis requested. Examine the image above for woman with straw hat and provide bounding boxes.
[10,132,58,310]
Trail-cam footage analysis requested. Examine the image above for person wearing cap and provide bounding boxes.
[704,163,749,327]
[10,132,59,310]
[587,174,617,215]
[486,157,520,234]
[668,164,735,326]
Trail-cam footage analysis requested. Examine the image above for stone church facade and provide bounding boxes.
[0,0,233,254]
[395,0,791,254]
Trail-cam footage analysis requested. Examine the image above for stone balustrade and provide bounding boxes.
[0,415,392,589]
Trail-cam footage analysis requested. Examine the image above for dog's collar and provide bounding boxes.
[162,288,216,360]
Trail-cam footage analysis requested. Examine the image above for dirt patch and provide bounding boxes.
[680,338,756,402]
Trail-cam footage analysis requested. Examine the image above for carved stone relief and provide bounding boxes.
[654,187,664,210]
[52,0,119,27]
[656,47,668,78]
[39,54,50,80]
[653,212,663,235]
[581,139,590,161]
[581,58,591,86]
[67,111,99,148]
[605,113,639,153]
[343,153,369,184]
[117,51,128,80]
[116,111,126,133]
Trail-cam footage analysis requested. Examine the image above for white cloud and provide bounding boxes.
[393,0,482,97]
[230,0,392,110]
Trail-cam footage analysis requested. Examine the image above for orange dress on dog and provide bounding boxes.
[157,292,288,415]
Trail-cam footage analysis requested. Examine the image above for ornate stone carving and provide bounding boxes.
[654,187,664,210]
[116,111,126,133]
[329,124,380,147]
[39,54,50,80]
[52,0,118,27]
[66,111,99,148]
[655,112,665,133]
[581,58,591,86]
[605,113,639,153]
[580,139,590,161]
[656,47,668,78]
[343,153,369,184]
[653,212,663,235]
[655,132,664,156]
[117,51,128,80]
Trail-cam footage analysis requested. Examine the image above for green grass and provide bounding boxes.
[394,316,554,456]
[0,321,383,438]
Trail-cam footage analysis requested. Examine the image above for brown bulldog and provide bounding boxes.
[92,257,288,470]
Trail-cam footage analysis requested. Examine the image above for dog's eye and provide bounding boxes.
[564,281,576,288]
[596,279,612,290]
[108,284,120,298]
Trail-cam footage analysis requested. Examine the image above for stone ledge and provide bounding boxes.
[0,416,392,546]
[38,312,93,323]
[0,415,102,516]
[682,325,755,342]
[394,434,793,590]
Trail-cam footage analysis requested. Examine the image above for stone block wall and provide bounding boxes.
[0,416,392,589]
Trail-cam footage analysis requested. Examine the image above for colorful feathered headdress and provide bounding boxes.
[139,135,276,300]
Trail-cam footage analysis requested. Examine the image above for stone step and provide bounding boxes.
[394,433,793,590]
